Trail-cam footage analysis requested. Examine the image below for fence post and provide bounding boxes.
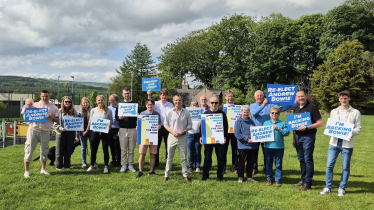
[13,121,17,145]
[2,119,6,148]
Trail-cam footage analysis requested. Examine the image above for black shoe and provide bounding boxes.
[136,171,144,178]
[202,176,208,181]
[218,177,224,181]
[149,171,158,176]
[114,161,121,167]
[109,161,115,166]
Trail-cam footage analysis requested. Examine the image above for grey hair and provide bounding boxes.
[190,100,199,105]
[254,90,264,97]
[241,105,250,112]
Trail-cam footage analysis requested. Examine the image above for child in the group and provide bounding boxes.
[21,98,38,127]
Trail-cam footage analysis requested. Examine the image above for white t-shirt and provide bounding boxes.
[154,100,174,126]
[340,109,347,122]
[188,121,201,134]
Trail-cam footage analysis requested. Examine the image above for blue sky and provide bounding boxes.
[0,0,344,84]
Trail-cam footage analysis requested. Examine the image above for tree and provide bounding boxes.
[0,101,7,115]
[345,0,374,11]
[319,4,374,59]
[109,42,156,103]
[88,90,98,107]
[311,39,374,111]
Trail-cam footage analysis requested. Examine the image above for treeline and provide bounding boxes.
[155,0,374,111]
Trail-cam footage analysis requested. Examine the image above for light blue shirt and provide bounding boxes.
[108,105,120,129]
[263,119,290,149]
[249,103,292,126]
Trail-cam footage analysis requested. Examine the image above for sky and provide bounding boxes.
[0,0,345,84]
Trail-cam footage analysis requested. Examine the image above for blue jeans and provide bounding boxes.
[187,133,202,168]
[325,139,353,190]
[264,148,284,182]
[80,131,92,165]
[295,133,315,187]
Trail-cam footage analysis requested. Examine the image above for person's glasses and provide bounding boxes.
[271,112,279,115]
[210,102,218,104]
[64,101,72,104]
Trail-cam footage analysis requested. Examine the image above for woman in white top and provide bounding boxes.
[187,100,202,172]
[86,95,113,173]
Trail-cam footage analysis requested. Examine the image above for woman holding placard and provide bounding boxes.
[53,96,79,170]
[234,105,258,183]
[263,107,289,187]
[77,97,93,169]
[86,95,113,173]
[187,100,202,172]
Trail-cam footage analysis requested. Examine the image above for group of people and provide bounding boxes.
[22,88,361,196]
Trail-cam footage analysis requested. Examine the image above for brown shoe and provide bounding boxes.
[184,177,191,183]
[292,181,303,186]
[188,167,193,172]
[276,182,282,187]
[299,184,311,191]
[233,170,237,175]
[267,179,272,186]
[163,177,169,182]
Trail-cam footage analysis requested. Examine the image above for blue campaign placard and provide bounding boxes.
[286,112,312,130]
[25,108,48,123]
[142,78,161,92]
[64,117,84,131]
[118,103,138,117]
[266,84,297,105]
[90,118,110,133]
[186,107,204,121]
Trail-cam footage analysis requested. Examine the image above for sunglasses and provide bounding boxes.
[271,112,279,115]
[64,101,72,104]
[210,102,218,104]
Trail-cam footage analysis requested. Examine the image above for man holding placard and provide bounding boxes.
[200,97,228,181]
[23,90,59,178]
[116,88,138,173]
[137,99,161,178]
[293,90,323,191]
[148,89,174,168]
[320,91,361,197]
[163,94,192,183]
[250,90,292,175]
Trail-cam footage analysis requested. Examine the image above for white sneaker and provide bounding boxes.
[24,171,30,178]
[82,164,87,169]
[338,189,345,197]
[87,167,94,172]
[128,165,136,172]
[64,168,70,171]
[120,166,127,173]
[103,168,109,173]
[40,170,50,175]
[320,187,331,195]
[94,163,98,168]
[56,168,62,171]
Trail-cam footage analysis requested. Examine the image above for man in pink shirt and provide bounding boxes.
[24,90,59,178]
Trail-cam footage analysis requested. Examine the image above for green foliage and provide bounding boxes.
[88,90,98,107]
[109,42,156,103]
[0,101,7,114]
[319,4,374,59]
[345,0,374,11]
[311,39,374,111]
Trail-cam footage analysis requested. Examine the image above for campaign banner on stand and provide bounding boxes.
[137,115,159,145]
[250,125,275,142]
[142,78,161,92]
[90,118,110,133]
[286,112,312,130]
[186,107,204,121]
[201,114,225,144]
[324,118,354,141]
[25,108,48,123]
[63,117,84,131]
[118,103,138,117]
[266,84,297,105]
[223,104,242,133]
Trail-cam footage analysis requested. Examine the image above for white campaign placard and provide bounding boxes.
[90,118,110,133]
[64,117,84,131]
[186,107,204,121]
[324,118,354,141]
[250,125,275,142]
[201,114,225,144]
[137,115,159,145]
[223,104,242,133]
[118,103,138,117]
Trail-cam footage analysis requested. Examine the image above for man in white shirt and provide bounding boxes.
[147,89,174,168]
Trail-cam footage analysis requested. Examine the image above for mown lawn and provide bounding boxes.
[0,115,373,209]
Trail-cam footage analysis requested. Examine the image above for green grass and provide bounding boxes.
[1,115,373,209]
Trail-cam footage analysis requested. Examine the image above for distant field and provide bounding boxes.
[0,115,373,209]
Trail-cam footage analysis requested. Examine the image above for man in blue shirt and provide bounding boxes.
[108,94,121,167]
[250,90,292,174]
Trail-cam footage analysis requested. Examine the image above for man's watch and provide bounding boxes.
[305,126,309,131]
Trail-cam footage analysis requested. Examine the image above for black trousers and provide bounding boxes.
[155,126,169,167]
[203,144,225,179]
[91,132,110,166]
[55,131,75,169]
[238,149,257,178]
[224,133,239,171]
[253,142,266,172]
[109,128,121,163]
